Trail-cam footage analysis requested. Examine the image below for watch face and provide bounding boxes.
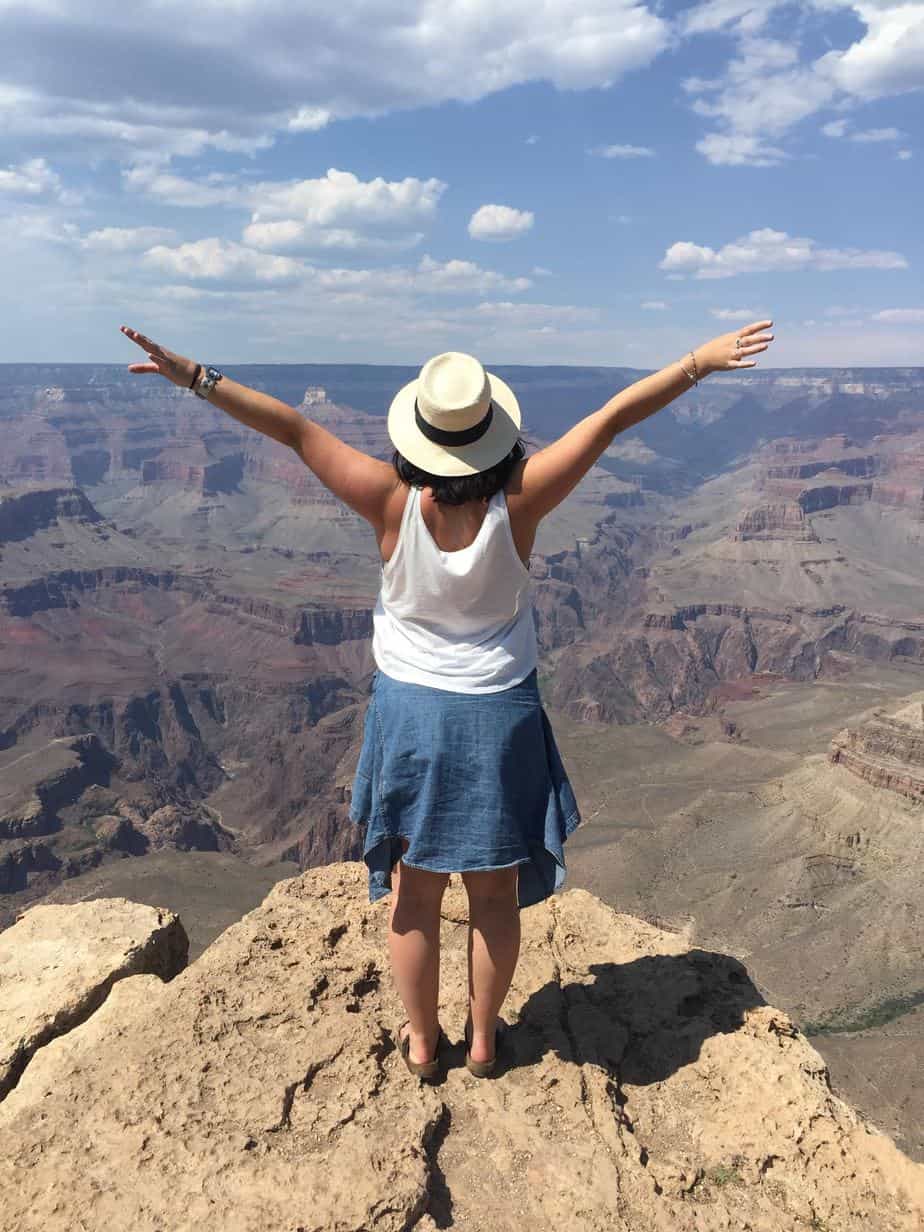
[205,366,222,380]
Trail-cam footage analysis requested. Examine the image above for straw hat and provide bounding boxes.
[387,351,521,477]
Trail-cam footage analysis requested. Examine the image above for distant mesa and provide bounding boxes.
[733,502,819,542]
[829,697,924,802]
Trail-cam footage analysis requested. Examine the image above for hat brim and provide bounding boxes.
[387,371,521,477]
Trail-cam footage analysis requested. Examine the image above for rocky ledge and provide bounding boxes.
[830,697,924,802]
[1,863,922,1231]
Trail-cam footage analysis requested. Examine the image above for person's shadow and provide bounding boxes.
[426,949,774,1228]
[492,948,770,1085]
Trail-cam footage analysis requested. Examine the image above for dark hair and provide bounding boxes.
[391,439,526,506]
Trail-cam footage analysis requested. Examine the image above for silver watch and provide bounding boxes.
[194,365,223,399]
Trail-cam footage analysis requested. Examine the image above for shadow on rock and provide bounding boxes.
[509,948,769,1085]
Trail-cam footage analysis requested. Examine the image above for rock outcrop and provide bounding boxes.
[1,864,922,1231]
[0,897,187,1100]
[0,485,103,544]
[830,697,924,801]
[733,502,818,541]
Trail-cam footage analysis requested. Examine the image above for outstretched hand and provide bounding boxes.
[699,319,775,373]
[119,325,199,389]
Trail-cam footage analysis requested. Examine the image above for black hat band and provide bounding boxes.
[414,400,494,447]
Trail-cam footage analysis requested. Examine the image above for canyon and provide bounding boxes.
[2,361,924,1165]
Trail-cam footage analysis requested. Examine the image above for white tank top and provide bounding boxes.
[372,484,537,693]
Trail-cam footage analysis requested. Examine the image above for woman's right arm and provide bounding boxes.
[509,319,774,521]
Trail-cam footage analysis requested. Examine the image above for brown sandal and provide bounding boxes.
[396,1021,443,1080]
[463,1016,505,1078]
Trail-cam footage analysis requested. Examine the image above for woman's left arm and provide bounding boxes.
[119,326,396,527]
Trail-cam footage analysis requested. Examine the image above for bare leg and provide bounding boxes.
[388,839,450,1065]
[462,864,521,1064]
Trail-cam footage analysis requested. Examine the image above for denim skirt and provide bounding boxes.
[348,667,582,910]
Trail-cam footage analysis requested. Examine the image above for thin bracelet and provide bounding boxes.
[188,363,202,390]
[689,349,699,383]
[679,359,696,385]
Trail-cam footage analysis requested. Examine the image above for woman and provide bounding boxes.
[120,318,775,1081]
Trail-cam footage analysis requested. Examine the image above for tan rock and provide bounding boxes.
[0,897,187,1100]
[829,692,924,801]
[0,863,922,1231]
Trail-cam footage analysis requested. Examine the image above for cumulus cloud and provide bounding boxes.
[589,143,655,158]
[641,300,668,310]
[468,204,535,241]
[681,2,924,166]
[660,226,908,278]
[124,165,446,251]
[897,148,913,159]
[142,237,303,283]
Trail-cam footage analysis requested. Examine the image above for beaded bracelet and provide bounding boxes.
[679,350,699,385]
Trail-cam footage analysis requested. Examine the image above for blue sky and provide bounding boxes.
[0,0,921,367]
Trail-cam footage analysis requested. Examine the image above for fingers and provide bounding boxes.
[127,362,160,374]
[742,319,773,336]
[120,325,165,356]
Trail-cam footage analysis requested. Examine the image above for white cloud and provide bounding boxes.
[0,156,81,204]
[125,164,446,251]
[526,135,540,145]
[473,301,598,324]
[695,133,790,166]
[82,226,179,252]
[897,148,913,159]
[641,300,669,310]
[589,143,656,158]
[871,307,924,323]
[286,107,332,132]
[0,1,671,170]
[314,255,533,298]
[849,125,904,141]
[814,0,924,99]
[122,165,247,207]
[468,204,535,241]
[417,256,533,295]
[142,237,303,283]
[660,226,908,278]
[710,305,767,319]
[682,3,924,166]
[679,1,773,37]
[822,118,849,137]
[825,120,906,142]
[248,168,445,229]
